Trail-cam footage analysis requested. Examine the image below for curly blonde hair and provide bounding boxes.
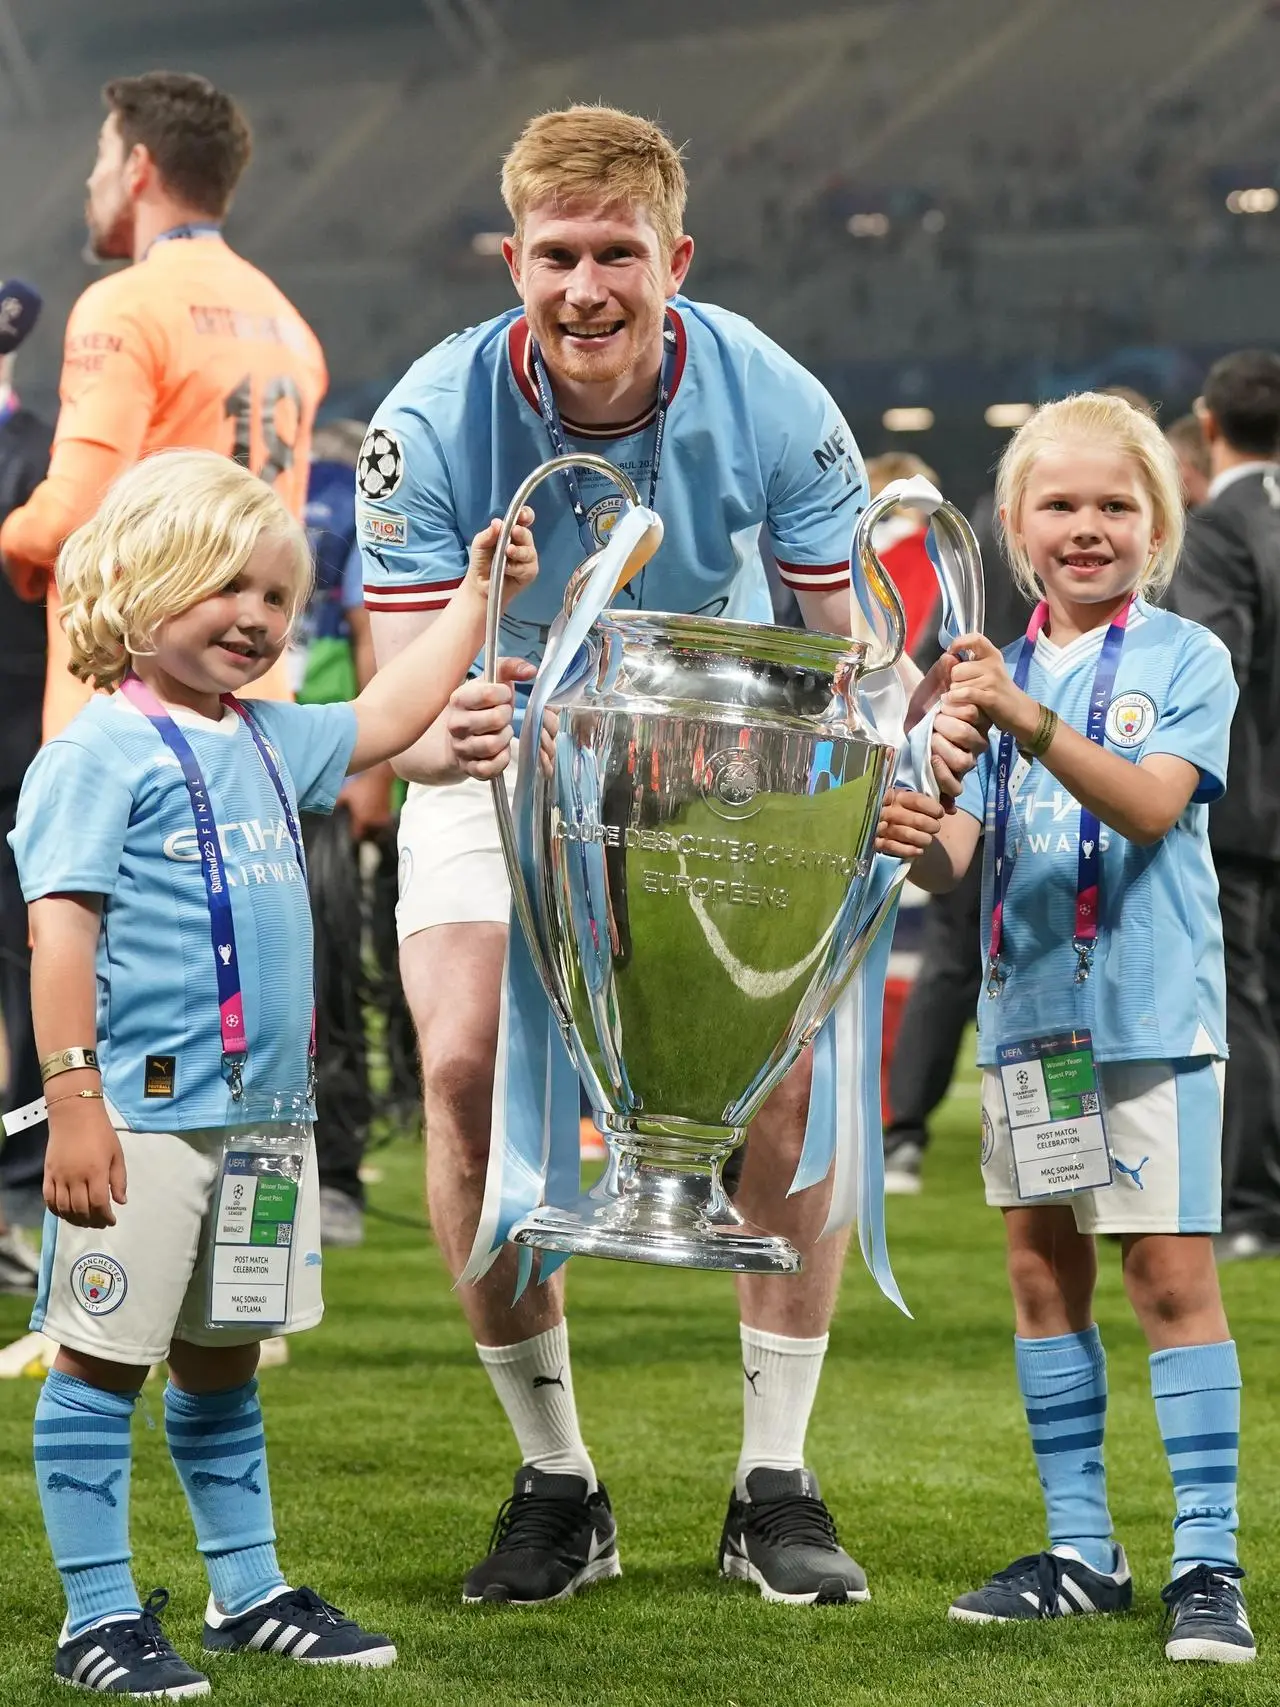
[501,104,688,254]
[57,450,312,691]
[995,392,1185,601]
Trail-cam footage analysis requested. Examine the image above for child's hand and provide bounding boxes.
[944,633,1039,743]
[466,508,538,606]
[44,1099,127,1228]
[874,787,946,860]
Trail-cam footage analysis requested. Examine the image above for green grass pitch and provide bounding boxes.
[1,1067,1277,1705]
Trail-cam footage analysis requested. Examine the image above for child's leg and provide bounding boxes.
[1122,1233,1239,1574]
[37,1349,148,1635]
[1004,1206,1116,1571]
[164,1339,288,1614]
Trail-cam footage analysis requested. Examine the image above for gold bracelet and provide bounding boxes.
[1018,705,1059,760]
[45,1089,106,1108]
[39,1047,100,1085]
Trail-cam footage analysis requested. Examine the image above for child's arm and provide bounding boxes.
[30,894,128,1229]
[904,806,982,893]
[945,633,1202,846]
[345,509,537,775]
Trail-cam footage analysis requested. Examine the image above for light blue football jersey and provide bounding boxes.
[10,694,357,1129]
[956,601,1237,1064]
[357,296,867,664]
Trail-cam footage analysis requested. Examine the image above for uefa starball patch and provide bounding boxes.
[71,1253,128,1316]
[357,427,405,501]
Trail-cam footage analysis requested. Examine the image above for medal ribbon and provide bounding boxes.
[119,677,314,1094]
[988,596,1133,988]
[528,309,677,559]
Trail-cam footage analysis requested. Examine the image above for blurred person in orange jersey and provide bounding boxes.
[0,72,327,737]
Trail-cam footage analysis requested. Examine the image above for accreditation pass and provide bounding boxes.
[208,1151,300,1326]
[997,1030,1112,1200]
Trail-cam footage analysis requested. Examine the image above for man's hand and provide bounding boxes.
[44,1099,127,1228]
[874,788,946,860]
[465,507,538,606]
[445,657,535,780]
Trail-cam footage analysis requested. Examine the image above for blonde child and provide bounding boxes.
[10,449,534,1694]
[913,395,1252,1663]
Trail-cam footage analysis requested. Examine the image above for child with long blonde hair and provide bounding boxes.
[10,449,534,1693]
[914,394,1253,1663]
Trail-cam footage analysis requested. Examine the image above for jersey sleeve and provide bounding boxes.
[9,735,133,901]
[356,406,469,615]
[757,348,867,597]
[251,700,358,814]
[1140,620,1238,802]
[956,738,993,826]
[0,282,161,594]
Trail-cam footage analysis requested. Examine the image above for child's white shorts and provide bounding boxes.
[32,1122,323,1365]
[979,1056,1225,1234]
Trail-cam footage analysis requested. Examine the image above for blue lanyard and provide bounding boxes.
[145,223,222,256]
[528,310,677,562]
[987,596,1133,993]
[119,678,311,1098]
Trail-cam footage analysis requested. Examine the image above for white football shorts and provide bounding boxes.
[32,1120,323,1365]
[395,773,515,941]
[979,1056,1225,1234]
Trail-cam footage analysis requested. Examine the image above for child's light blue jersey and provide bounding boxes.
[10,694,357,1129]
[956,601,1237,1064]
[357,296,867,662]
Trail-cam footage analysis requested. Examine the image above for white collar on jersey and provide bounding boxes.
[1032,599,1150,677]
[113,693,240,735]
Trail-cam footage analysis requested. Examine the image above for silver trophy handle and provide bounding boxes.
[854,476,986,656]
[483,455,642,1032]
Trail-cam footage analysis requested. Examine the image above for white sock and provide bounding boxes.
[736,1324,830,1497]
[476,1322,596,1490]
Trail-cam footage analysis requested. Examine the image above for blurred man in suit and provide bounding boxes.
[1167,350,1280,1258]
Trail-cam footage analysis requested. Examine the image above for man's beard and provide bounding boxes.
[85,199,133,264]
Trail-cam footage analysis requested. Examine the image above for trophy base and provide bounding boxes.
[510,1138,801,1274]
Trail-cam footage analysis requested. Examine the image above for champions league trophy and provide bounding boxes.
[481,454,983,1276]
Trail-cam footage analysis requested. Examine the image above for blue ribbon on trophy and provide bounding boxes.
[461,466,983,1308]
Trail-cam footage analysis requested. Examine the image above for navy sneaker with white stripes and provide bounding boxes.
[948,1545,1133,1623]
[1162,1564,1256,1663]
[54,1588,210,1697]
[203,1586,396,1667]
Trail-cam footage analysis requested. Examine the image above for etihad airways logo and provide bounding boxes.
[163,818,302,890]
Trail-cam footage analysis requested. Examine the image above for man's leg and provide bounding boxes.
[400,920,617,1605]
[884,858,983,1189]
[716,1051,867,1605]
[1215,858,1280,1250]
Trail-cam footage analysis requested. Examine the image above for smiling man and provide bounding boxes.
[0,71,327,734]
[360,104,978,1611]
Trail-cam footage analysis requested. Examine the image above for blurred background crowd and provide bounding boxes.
[1,0,1278,1291]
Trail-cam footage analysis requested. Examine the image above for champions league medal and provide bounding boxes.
[480,454,984,1274]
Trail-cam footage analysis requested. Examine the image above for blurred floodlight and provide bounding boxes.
[921,208,947,233]
[985,402,1035,428]
[883,406,934,432]
[1225,187,1278,215]
[471,231,507,255]
[847,212,890,237]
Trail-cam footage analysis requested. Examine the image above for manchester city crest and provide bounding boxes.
[1105,690,1157,749]
[71,1253,128,1316]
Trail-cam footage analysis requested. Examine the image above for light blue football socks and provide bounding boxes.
[1150,1340,1241,1575]
[164,1378,286,1614]
[35,1370,143,1636]
[1015,1327,1116,1574]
